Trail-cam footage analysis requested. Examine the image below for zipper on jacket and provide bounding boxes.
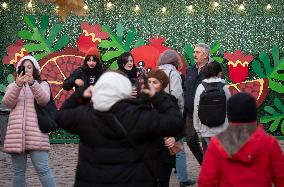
[21,85,26,153]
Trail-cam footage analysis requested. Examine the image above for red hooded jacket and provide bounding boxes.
[198,125,284,187]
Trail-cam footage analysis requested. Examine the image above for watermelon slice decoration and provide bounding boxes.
[228,78,269,108]
[39,48,85,108]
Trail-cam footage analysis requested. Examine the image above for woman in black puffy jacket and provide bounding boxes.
[63,47,104,91]
[55,71,184,187]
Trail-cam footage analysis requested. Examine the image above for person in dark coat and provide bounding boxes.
[117,52,139,98]
[63,47,104,91]
[55,71,184,187]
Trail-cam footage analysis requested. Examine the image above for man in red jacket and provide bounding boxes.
[198,92,284,187]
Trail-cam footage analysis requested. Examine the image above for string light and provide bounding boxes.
[238,3,245,11]
[161,7,166,13]
[134,5,140,11]
[266,4,272,10]
[2,2,7,9]
[27,1,32,8]
[107,2,113,9]
[55,6,59,9]
[83,5,88,10]
[213,1,219,8]
[187,5,193,12]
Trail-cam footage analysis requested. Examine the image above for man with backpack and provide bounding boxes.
[193,61,231,153]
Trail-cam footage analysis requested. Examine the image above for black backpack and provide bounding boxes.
[198,82,226,127]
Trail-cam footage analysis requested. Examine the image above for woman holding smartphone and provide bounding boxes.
[2,56,56,187]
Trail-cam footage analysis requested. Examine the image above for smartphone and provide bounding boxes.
[18,65,25,75]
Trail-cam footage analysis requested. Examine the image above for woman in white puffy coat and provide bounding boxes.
[193,61,231,154]
[2,56,56,187]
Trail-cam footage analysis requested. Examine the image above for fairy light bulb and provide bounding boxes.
[134,5,140,11]
[213,1,219,8]
[266,4,272,10]
[239,3,245,11]
[161,7,166,13]
[2,2,7,9]
[28,1,32,8]
[83,5,88,10]
[187,5,193,12]
[107,2,113,8]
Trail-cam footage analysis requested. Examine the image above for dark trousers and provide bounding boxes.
[184,115,204,165]
[157,161,174,187]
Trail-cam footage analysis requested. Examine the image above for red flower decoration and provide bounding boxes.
[2,39,29,67]
[77,22,109,54]
[224,50,253,83]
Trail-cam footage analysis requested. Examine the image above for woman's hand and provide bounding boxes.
[75,79,84,87]
[164,137,176,148]
[15,72,26,87]
[141,80,156,97]
[83,85,94,98]
[26,73,35,86]
[129,86,138,98]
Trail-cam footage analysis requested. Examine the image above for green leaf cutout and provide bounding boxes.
[99,23,145,68]
[252,46,284,93]
[0,84,6,92]
[261,98,284,134]
[7,74,15,83]
[184,44,194,66]
[18,15,69,60]
[210,41,221,54]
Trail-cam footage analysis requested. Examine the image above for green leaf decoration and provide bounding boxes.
[252,46,284,93]
[0,96,3,103]
[116,23,125,43]
[269,59,284,93]
[7,74,14,83]
[125,29,137,51]
[99,23,145,68]
[109,61,118,70]
[261,98,284,134]
[184,44,194,66]
[18,15,69,61]
[134,38,144,48]
[213,56,224,63]
[210,41,221,54]
[0,84,6,92]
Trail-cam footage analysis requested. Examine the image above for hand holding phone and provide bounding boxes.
[17,65,25,76]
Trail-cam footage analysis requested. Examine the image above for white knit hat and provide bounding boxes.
[92,71,132,112]
[16,56,40,71]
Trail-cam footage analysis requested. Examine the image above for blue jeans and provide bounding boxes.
[175,140,189,182]
[11,151,56,187]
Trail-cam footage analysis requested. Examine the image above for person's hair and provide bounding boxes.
[14,59,41,80]
[195,43,210,55]
[84,55,104,71]
[202,61,223,79]
[117,52,134,70]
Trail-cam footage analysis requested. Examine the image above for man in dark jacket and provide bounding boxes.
[184,43,212,165]
[55,71,184,187]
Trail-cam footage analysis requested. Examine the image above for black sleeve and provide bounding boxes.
[117,91,184,140]
[55,89,88,135]
[62,68,82,91]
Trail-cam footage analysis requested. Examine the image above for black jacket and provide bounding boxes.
[63,66,103,91]
[55,91,183,187]
[184,65,205,117]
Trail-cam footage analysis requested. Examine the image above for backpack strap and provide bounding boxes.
[202,81,225,92]
[168,70,173,95]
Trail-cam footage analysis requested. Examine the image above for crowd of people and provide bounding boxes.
[1,43,284,187]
